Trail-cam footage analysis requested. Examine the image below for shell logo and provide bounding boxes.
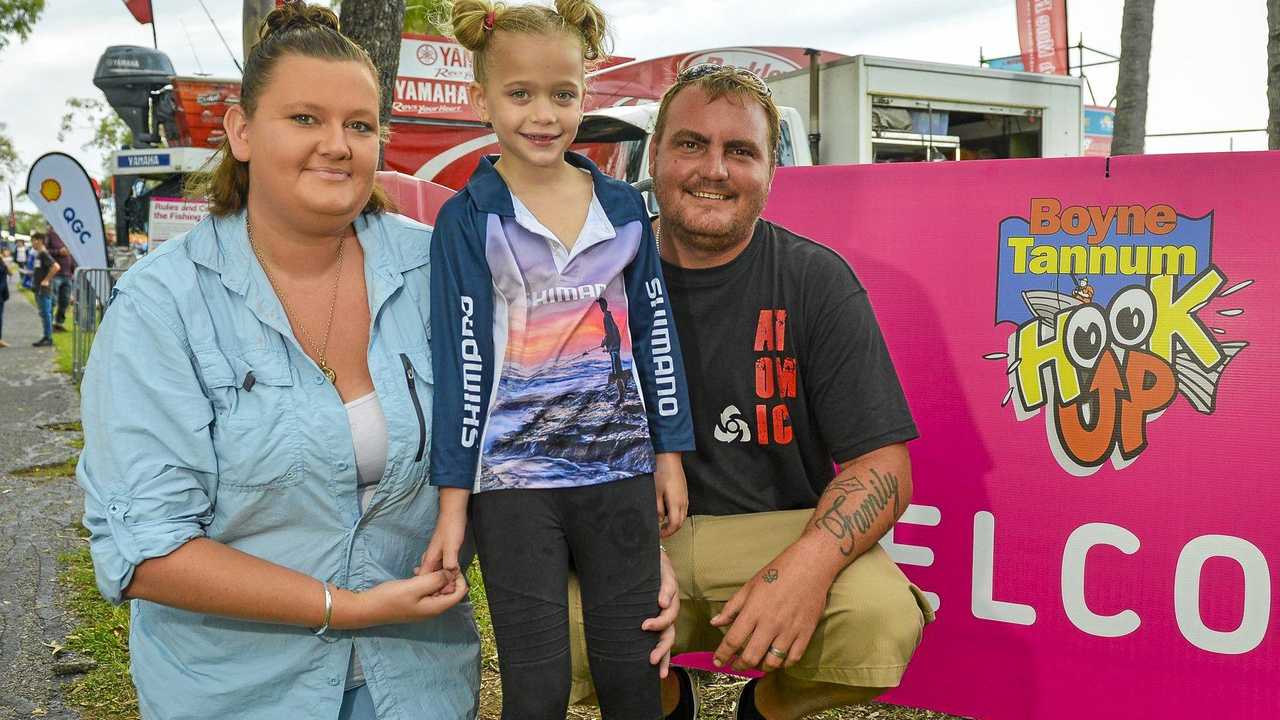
[40,179,62,203]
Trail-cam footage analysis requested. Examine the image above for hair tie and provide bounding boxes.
[483,11,495,30]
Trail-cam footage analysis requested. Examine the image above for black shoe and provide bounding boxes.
[53,323,67,332]
[664,666,698,720]
[32,337,53,347]
[735,678,766,720]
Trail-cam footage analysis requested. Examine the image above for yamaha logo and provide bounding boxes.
[416,44,439,67]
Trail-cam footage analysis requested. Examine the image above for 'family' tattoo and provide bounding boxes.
[763,568,779,583]
[814,469,900,556]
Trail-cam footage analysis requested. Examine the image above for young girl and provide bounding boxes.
[422,1,694,717]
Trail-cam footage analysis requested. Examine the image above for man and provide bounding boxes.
[569,66,932,719]
[597,297,627,405]
[29,232,59,347]
[46,227,77,331]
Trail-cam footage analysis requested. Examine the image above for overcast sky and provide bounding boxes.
[0,0,1270,210]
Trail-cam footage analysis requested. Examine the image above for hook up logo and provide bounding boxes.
[991,198,1250,476]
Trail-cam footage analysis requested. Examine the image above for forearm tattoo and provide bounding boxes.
[814,469,901,557]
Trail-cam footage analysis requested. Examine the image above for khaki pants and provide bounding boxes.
[569,509,935,704]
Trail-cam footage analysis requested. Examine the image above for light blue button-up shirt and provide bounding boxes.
[77,211,479,720]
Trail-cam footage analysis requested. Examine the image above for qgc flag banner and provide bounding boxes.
[26,152,108,269]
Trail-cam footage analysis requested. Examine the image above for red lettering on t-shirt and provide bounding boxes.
[754,310,774,351]
[755,357,775,398]
[778,357,797,398]
[752,309,794,445]
[772,404,793,444]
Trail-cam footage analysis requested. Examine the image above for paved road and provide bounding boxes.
[0,292,85,720]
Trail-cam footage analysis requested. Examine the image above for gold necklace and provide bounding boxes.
[247,216,346,384]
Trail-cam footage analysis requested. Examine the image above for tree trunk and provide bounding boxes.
[339,0,407,137]
[1112,0,1155,155]
[242,0,274,62]
[1268,0,1280,149]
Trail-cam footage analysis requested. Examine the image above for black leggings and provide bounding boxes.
[471,474,662,720]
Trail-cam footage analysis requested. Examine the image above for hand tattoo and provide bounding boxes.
[814,469,900,556]
[763,568,779,583]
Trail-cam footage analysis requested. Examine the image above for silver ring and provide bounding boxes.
[767,646,788,660]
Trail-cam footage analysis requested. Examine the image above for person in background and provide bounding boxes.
[29,232,59,347]
[0,249,10,348]
[46,228,77,331]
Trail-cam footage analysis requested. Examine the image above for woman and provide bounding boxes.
[76,4,478,718]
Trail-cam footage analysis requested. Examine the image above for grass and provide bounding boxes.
[59,543,138,720]
[12,456,79,480]
[53,320,75,375]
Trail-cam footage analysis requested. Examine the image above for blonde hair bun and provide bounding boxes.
[450,0,498,54]
[554,0,609,60]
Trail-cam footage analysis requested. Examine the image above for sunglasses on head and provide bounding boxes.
[675,63,772,97]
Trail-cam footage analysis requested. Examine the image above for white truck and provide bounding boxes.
[574,53,1084,193]
[769,54,1083,164]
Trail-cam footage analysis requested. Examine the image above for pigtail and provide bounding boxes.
[553,0,610,61]
[451,0,500,54]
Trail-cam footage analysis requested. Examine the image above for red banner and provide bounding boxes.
[122,0,153,25]
[1016,0,1068,75]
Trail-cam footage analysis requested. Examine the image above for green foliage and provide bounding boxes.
[13,209,45,234]
[0,0,45,53]
[0,122,20,186]
[57,98,132,176]
[404,0,452,36]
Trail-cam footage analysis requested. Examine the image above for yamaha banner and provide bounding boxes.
[1016,0,1069,75]
[26,152,108,269]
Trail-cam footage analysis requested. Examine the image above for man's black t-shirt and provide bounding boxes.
[663,219,918,516]
[32,250,56,288]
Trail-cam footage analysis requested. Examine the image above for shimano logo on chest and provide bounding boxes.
[460,296,483,447]
[529,283,607,308]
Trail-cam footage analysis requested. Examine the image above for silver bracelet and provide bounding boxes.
[313,581,333,638]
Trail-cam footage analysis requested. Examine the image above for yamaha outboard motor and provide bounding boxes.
[93,45,175,147]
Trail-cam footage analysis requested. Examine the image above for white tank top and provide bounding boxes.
[345,391,387,512]
[343,391,387,690]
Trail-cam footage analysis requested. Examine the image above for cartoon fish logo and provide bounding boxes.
[996,273,1250,475]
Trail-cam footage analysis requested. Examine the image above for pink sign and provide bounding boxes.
[763,152,1280,719]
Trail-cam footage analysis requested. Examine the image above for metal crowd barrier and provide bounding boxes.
[72,267,127,383]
